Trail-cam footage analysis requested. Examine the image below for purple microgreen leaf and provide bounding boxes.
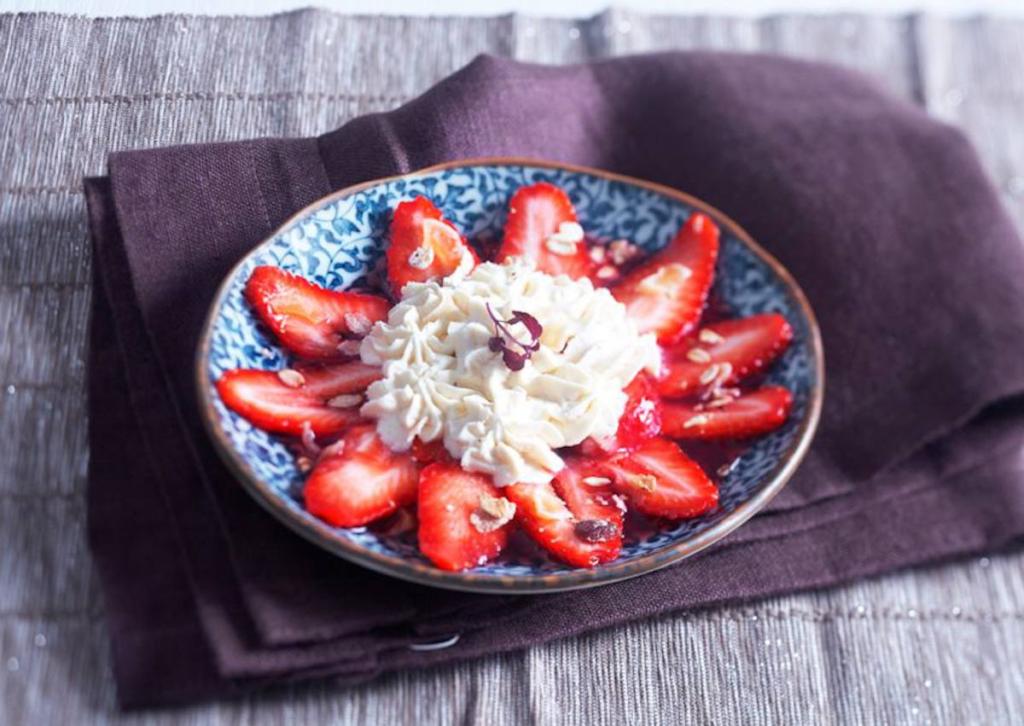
[485,302,545,371]
[510,310,542,340]
[502,349,526,371]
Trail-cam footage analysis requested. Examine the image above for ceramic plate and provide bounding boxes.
[196,158,824,594]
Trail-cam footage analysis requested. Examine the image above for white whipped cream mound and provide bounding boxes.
[359,258,661,486]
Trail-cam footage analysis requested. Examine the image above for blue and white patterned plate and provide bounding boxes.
[196,158,824,594]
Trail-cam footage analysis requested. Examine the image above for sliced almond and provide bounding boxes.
[699,364,721,385]
[582,476,612,487]
[609,239,640,266]
[407,244,435,270]
[686,348,712,364]
[637,263,692,297]
[699,329,725,345]
[595,265,618,280]
[627,473,658,492]
[277,368,306,388]
[470,494,516,533]
[589,246,607,264]
[344,312,372,335]
[544,236,578,256]
[683,414,710,429]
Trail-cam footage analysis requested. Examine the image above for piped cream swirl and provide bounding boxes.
[360,258,660,485]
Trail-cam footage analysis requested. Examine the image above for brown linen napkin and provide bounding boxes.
[85,52,1024,708]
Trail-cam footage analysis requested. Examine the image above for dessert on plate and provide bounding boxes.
[216,181,794,571]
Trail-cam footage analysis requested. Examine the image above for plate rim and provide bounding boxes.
[194,156,826,595]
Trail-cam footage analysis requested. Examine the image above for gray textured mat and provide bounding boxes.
[1,9,1023,724]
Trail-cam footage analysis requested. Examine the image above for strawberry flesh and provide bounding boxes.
[505,459,624,568]
[386,196,479,294]
[304,424,419,528]
[601,437,718,519]
[496,182,593,279]
[417,463,510,571]
[657,313,793,398]
[582,373,663,455]
[612,212,720,344]
[245,265,389,361]
[216,366,366,437]
[662,386,793,440]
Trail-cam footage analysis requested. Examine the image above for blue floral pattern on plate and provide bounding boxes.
[198,160,822,592]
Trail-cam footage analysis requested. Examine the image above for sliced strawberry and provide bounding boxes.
[216,368,364,437]
[245,265,389,361]
[662,386,793,440]
[294,361,381,399]
[657,314,793,398]
[386,196,479,294]
[601,438,718,519]
[612,212,720,344]
[410,437,452,465]
[505,460,624,568]
[586,374,663,455]
[418,463,511,571]
[304,424,419,528]
[496,182,593,279]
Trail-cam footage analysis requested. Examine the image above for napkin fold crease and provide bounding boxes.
[85,52,1024,708]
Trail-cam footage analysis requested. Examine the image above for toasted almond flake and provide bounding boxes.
[609,239,640,266]
[699,364,721,385]
[627,473,658,492]
[582,476,612,487]
[557,221,585,242]
[337,339,362,356]
[714,362,734,385]
[295,455,313,473]
[327,393,363,409]
[471,494,516,533]
[544,236,578,256]
[596,264,618,280]
[533,487,573,520]
[686,348,712,364]
[407,244,435,269]
[344,312,372,335]
[277,368,306,388]
[479,493,516,521]
[589,246,607,263]
[683,414,710,429]
[699,329,725,345]
[637,263,692,297]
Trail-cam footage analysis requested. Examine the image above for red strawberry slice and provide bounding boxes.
[294,361,382,399]
[410,437,452,464]
[496,182,593,279]
[505,459,624,568]
[582,373,663,455]
[657,314,794,398]
[612,212,720,344]
[245,266,389,361]
[304,424,419,528]
[601,437,718,519]
[418,463,511,571]
[662,386,793,440]
[216,367,365,437]
[386,196,479,294]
